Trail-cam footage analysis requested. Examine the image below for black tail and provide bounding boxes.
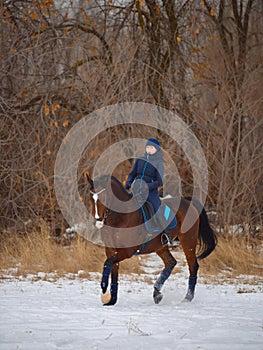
[185,197,217,260]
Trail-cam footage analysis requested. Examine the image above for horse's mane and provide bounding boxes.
[110,176,130,197]
[94,174,129,198]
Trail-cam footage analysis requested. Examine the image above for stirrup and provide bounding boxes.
[161,232,171,246]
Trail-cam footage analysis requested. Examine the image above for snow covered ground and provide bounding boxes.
[0,253,263,350]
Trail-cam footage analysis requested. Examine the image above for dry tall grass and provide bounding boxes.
[1,223,262,283]
[0,223,142,279]
[199,234,263,280]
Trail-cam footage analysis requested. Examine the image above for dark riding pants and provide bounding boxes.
[147,189,161,213]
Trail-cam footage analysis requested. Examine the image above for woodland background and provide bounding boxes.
[0,0,262,272]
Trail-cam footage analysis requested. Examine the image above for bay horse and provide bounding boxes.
[86,174,217,306]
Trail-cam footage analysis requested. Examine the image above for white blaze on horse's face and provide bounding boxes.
[92,193,100,219]
[91,188,106,229]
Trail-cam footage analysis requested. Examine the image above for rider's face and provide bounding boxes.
[146,145,157,155]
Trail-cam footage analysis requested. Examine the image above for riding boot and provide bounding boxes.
[161,230,171,246]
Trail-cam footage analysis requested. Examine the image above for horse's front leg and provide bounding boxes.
[101,262,119,306]
[101,253,120,306]
[154,247,177,304]
[101,247,134,305]
[101,259,111,293]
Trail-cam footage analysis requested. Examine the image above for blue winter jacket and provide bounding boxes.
[125,150,164,211]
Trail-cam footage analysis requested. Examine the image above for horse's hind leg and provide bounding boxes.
[153,247,177,304]
[184,253,199,302]
[179,227,199,302]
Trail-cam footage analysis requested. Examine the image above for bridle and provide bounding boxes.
[90,187,112,225]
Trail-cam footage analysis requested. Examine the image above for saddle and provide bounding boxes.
[141,201,177,234]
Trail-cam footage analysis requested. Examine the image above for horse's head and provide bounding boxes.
[85,173,111,229]
[85,173,132,229]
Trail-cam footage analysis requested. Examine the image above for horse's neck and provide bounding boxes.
[110,181,139,222]
[111,181,130,202]
[111,182,138,213]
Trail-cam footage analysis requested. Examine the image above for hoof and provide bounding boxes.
[103,297,117,306]
[101,291,111,304]
[182,297,191,303]
[153,290,163,304]
[183,291,194,302]
[154,293,163,304]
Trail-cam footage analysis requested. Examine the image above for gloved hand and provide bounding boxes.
[125,183,131,190]
[131,180,149,200]
[140,183,149,194]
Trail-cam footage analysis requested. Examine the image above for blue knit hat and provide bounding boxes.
[146,138,160,151]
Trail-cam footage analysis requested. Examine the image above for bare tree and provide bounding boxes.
[0,0,262,235]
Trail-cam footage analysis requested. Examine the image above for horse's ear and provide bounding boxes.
[84,170,94,190]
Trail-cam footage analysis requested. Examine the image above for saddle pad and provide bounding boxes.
[141,202,177,233]
[163,205,177,230]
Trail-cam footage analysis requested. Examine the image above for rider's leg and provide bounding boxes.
[161,230,171,246]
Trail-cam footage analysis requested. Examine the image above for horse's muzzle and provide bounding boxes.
[95,219,104,229]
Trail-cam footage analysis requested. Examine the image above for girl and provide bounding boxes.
[125,138,170,245]
[125,138,164,212]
